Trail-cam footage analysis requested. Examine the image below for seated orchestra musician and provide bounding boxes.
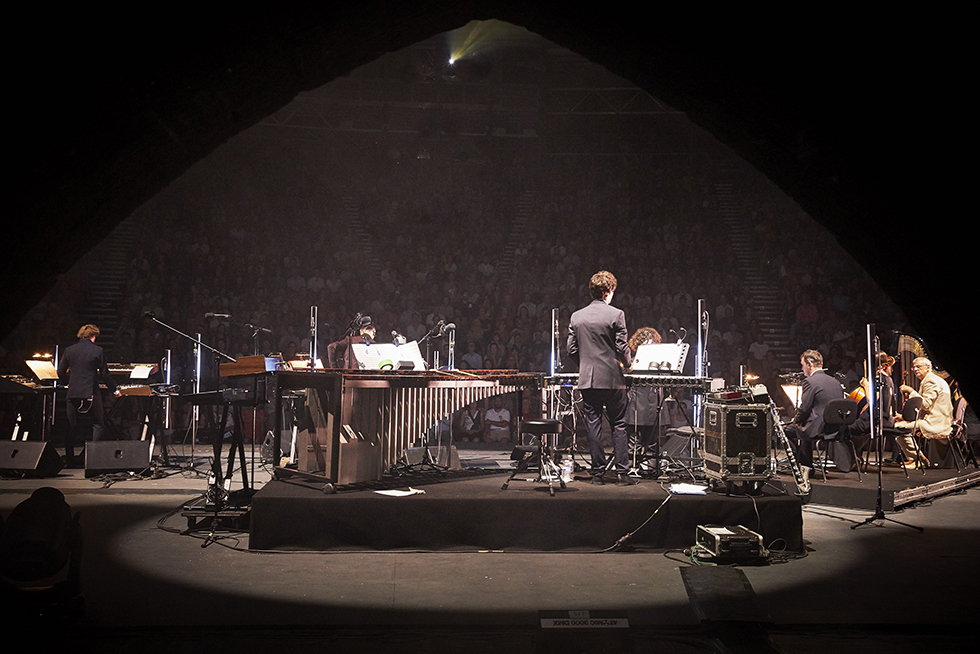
[626,326,663,454]
[784,349,844,472]
[839,352,896,469]
[326,315,376,369]
[892,356,953,469]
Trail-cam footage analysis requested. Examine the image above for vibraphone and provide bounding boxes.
[547,372,714,391]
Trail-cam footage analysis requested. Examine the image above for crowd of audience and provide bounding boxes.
[2,138,912,442]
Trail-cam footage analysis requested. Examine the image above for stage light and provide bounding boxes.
[445,19,529,68]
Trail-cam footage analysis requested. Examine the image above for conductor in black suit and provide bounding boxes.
[567,271,636,486]
[785,348,844,469]
[57,324,120,465]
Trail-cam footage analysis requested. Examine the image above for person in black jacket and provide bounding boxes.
[57,324,119,465]
[567,271,635,486]
[785,348,844,470]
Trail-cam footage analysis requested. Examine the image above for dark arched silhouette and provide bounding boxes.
[6,5,972,400]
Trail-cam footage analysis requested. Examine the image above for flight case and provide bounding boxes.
[701,402,772,483]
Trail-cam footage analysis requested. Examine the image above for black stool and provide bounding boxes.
[501,419,566,496]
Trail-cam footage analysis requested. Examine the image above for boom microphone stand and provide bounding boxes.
[141,313,236,484]
[852,324,923,532]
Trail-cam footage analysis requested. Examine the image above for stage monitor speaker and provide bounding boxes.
[0,441,65,477]
[403,446,461,469]
[84,440,151,478]
[662,429,698,460]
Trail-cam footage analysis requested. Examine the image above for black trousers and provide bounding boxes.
[784,423,818,468]
[65,392,106,459]
[580,388,629,476]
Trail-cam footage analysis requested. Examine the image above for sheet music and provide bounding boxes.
[26,360,59,380]
[631,343,689,373]
[352,341,426,371]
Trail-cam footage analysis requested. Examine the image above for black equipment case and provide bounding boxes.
[701,402,772,483]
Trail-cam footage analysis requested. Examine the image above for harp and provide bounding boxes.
[894,333,944,405]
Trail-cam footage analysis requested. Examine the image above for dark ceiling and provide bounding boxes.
[6,4,971,400]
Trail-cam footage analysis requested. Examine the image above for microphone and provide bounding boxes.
[440,322,456,336]
[392,330,407,345]
[143,311,155,319]
[205,312,232,319]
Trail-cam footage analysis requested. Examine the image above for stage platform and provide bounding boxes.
[249,469,804,553]
[771,463,980,511]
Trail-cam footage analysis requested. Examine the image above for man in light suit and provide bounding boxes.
[894,357,953,468]
[785,349,844,469]
[567,271,635,486]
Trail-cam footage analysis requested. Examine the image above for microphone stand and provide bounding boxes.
[394,320,451,474]
[144,314,235,480]
[150,313,236,363]
[241,323,272,357]
[309,306,318,368]
[341,312,361,369]
[418,320,444,369]
[852,324,923,532]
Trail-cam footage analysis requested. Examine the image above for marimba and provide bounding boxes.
[221,366,542,485]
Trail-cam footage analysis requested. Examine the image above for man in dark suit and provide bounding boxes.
[785,348,844,469]
[567,271,635,486]
[57,324,120,465]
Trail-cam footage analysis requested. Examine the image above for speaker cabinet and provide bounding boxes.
[0,441,65,477]
[84,440,151,478]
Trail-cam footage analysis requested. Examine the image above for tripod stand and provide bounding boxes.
[392,422,450,474]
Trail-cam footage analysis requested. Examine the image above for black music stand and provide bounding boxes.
[625,385,671,479]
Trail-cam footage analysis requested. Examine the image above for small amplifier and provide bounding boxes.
[694,524,764,562]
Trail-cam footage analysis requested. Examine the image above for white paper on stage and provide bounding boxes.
[631,343,689,373]
[352,341,426,371]
[668,483,708,495]
[373,487,426,497]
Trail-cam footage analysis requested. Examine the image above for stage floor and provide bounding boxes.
[1,443,978,653]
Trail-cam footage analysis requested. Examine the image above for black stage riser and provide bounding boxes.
[250,475,802,553]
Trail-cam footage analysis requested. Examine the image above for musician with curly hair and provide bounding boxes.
[567,271,635,486]
[57,324,120,466]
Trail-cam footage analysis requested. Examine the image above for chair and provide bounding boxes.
[927,396,969,472]
[814,399,861,482]
[881,396,925,478]
[501,419,566,496]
